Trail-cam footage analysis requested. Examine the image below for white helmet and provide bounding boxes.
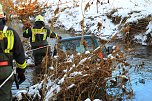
[0,4,5,18]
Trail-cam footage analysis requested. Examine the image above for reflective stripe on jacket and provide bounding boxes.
[0,24,26,69]
[0,26,14,53]
[31,27,47,42]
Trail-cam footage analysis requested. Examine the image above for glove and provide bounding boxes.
[16,68,26,85]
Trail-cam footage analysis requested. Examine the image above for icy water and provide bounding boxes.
[126,45,152,101]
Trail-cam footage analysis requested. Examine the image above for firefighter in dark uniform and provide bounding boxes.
[0,4,27,101]
[23,15,60,74]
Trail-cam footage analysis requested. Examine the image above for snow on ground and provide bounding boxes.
[42,0,152,42]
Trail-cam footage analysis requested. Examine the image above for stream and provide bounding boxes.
[126,45,152,101]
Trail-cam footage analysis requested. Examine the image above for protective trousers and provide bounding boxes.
[0,66,14,101]
[31,46,47,84]
[32,47,47,66]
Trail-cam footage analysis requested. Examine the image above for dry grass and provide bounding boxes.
[15,45,134,101]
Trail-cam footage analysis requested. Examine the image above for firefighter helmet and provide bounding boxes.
[35,15,44,22]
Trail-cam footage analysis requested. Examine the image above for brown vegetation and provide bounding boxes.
[0,0,48,27]
[13,44,134,101]
[106,8,152,45]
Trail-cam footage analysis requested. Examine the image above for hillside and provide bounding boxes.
[42,0,152,45]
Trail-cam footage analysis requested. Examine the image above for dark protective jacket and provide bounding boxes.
[0,19,26,68]
[23,21,58,48]
[0,19,26,101]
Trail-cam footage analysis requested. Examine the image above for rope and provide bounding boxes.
[25,44,52,53]
[0,61,17,88]
[25,38,58,53]
[0,69,15,88]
